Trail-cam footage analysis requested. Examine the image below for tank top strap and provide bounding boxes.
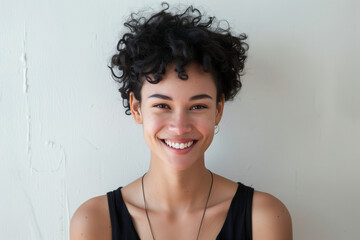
[107,187,140,240]
[216,182,254,240]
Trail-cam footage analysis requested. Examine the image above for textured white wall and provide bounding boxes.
[1,0,359,239]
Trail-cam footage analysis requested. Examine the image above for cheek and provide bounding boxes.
[142,113,166,140]
[196,117,215,136]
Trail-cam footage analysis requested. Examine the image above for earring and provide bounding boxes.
[214,125,220,135]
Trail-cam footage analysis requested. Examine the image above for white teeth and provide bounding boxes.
[164,140,194,149]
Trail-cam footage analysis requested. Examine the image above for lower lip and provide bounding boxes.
[161,140,196,154]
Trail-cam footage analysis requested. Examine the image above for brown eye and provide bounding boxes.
[190,105,207,110]
[154,104,170,109]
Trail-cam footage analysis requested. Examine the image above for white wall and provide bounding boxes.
[1,0,359,239]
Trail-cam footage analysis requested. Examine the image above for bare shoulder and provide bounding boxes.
[252,191,293,240]
[70,195,111,240]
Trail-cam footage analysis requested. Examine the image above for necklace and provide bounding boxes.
[141,170,214,240]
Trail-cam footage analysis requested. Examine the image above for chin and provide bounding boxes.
[163,156,203,171]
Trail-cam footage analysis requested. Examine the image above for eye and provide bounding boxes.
[154,104,170,109]
[190,105,207,110]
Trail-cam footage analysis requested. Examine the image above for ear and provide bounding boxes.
[129,92,142,124]
[215,94,225,125]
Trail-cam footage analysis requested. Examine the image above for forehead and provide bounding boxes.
[141,63,217,98]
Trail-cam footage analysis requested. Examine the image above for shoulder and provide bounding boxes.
[252,190,293,240]
[70,195,111,240]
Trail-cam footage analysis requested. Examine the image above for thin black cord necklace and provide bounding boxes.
[141,170,214,240]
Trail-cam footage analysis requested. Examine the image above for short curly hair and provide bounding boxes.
[109,2,249,115]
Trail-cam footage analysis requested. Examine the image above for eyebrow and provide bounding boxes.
[148,94,213,101]
[189,94,213,101]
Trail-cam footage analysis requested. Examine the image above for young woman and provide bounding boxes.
[70,3,292,240]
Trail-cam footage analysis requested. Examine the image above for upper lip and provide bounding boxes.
[160,138,197,143]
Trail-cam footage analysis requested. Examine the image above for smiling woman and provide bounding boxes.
[70,2,292,240]
[130,62,222,171]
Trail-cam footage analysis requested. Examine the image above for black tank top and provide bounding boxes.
[107,182,254,240]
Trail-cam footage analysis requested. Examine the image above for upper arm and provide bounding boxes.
[70,195,111,240]
[252,191,293,240]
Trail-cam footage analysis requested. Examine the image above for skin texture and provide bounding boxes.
[70,62,292,240]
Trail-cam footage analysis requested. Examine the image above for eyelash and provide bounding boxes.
[153,104,207,110]
[154,104,170,109]
[190,105,207,110]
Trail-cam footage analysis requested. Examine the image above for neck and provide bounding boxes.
[143,156,212,213]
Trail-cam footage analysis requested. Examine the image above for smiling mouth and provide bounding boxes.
[161,139,196,150]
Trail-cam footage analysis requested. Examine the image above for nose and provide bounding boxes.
[168,109,192,135]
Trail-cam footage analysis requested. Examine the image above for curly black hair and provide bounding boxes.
[109,2,249,115]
